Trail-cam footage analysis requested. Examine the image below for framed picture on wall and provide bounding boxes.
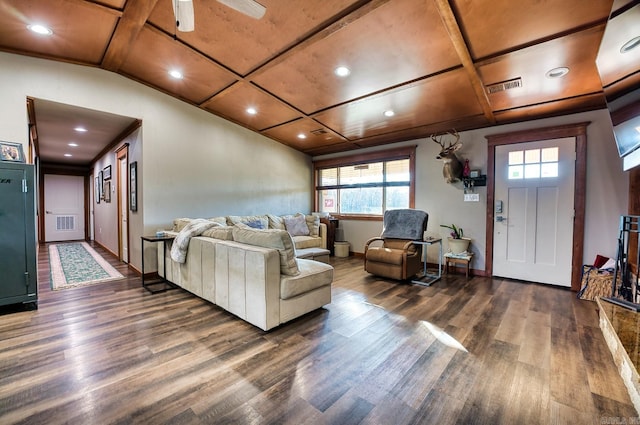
[104,181,111,203]
[95,176,100,204]
[0,141,25,163]
[130,161,137,212]
[98,171,104,199]
[103,165,111,180]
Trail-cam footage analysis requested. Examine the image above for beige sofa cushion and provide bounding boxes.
[267,214,286,230]
[293,235,322,249]
[280,259,333,300]
[201,226,234,240]
[232,226,299,276]
[208,216,228,226]
[173,217,193,232]
[305,214,320,237]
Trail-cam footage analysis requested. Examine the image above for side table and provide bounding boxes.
[411,238,442,286]
[141,234,176,294]
[444,252,474,278]
[320,217,339,256]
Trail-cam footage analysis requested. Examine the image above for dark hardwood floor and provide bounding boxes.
[0,242,637,424]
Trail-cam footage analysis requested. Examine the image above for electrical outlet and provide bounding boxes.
[464,193,480,202]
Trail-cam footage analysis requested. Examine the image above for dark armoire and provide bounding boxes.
[0,161,37,307]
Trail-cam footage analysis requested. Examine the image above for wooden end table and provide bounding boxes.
[444,252,474,278]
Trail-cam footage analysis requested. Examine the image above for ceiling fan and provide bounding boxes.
[172,0,266,32]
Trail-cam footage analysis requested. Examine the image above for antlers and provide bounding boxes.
[431,130,460,149]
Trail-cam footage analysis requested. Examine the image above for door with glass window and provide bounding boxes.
[493,137,575,286]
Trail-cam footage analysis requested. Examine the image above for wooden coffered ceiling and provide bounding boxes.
[0,0,634,161]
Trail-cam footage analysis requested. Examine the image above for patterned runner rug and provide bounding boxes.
[49,242,124,290]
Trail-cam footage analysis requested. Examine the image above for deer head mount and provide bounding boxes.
[432,130,463,183]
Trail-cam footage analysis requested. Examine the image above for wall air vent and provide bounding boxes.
[310,128,327,136]
[486,77,522,94]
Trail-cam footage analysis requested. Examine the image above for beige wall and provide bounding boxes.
[0,51,629,277]
[317,108,629,273]
[0,52,313,272]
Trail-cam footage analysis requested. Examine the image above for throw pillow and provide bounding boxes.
[244,219,265,229]
[228,215,269,229]
[305,214,320,237]
[284,214,310,236]
[232,227,299,276]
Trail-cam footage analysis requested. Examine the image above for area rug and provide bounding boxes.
[49,242,124,290]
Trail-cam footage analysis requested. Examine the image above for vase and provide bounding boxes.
[448,237,471,254]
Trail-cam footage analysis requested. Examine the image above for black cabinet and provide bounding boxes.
[0,162,37,307]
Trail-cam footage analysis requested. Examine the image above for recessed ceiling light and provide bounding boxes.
[297,133,307,139]
[27,24,53,36]
[74,127,87,132]
[169,69,183,79]
[545,67,569,79]
[246,107,257,115]
[68,143,78,147]
[64,153,72,157]
[334,66,350,77]
[384,110,395,117]
[621,36,640,54]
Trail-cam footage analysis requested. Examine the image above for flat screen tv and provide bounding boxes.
[596,2,640,170]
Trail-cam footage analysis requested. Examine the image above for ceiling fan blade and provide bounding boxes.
[217,0,266,19]
[172,0,195,32]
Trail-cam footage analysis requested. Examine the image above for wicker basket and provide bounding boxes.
[578,265,620,301]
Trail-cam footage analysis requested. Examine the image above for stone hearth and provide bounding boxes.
[598,297,640,414]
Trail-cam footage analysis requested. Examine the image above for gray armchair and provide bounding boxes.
[364,209,429,280]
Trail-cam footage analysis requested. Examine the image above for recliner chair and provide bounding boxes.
[364,209,429,280]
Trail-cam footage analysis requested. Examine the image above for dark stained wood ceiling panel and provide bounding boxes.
[102,0,126,8]
[252,0,461,114]
[147,0,363,75]
[202,81,301,131]
[478,26,606,113]
[262,118,347,152]
[0,0,119,64]
[351,114,491,151]
[451,0,613,60]
[596,4,640,90]
[119,26,237,104]
[314,68,486,140]
[493,93,606,124]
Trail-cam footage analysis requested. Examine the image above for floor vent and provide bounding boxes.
[56,216,75,231]
[486,77,522,94]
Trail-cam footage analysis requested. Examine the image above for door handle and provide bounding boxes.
[496,216,507,222]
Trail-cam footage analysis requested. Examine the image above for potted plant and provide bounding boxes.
[440,223,471,254]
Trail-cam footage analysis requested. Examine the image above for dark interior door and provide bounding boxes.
[0,166,29,298]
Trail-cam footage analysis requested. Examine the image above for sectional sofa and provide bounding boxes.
[158,214,334,331]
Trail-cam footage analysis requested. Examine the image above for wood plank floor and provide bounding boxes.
[0,242,637,424]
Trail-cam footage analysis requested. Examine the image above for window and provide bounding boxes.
[508,147,559,179]
[314,146,415,219]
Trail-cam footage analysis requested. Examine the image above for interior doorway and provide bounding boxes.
[44,174,85,242]
[117,146,129,263]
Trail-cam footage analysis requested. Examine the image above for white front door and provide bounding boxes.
[493,137,576,286]
[44,174,85,242]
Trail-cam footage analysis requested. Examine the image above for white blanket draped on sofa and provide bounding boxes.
[170,219,219,263]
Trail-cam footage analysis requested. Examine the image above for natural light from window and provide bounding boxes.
[508,147,559,179]
[317,158,411,216]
